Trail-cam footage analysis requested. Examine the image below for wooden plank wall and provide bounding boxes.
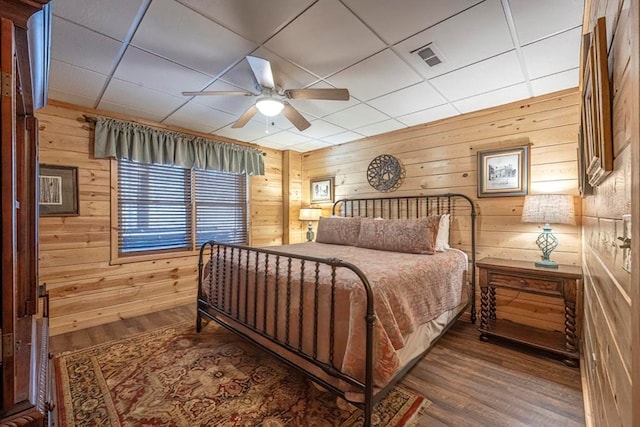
[300,89,582,334]
[37,102,283,336]
[581,0,634,425]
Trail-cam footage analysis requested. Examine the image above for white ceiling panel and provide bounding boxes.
[100,78,186,119]
[114,47,212,97]
[51,17,122,74]
[430,51,524,100]
[343,0,483,45]
[290,140,332,153]
[47,88,98,108]
[396,104,459,126]
[395,0,514,79]
[508,0,583,44]
[254,130,311,147]
[97,101,168,123]
[327,49,422,101]
[191,81,256,116]
[53,0,143,41]
[264,0,386,77]
[290,120,345,139]
[214,121,272,142]
[49,60,107,101]
[530,68,580,96]
[164,102,236,133]
[323,104,389,129]
[522,27,583,80]
[453,83,530,113]
[323,131,365,145]
[355,119,406,137]
[368,81,446,117]
[178,0,315,44]
[131,0,256,76]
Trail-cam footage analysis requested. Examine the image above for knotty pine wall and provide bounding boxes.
[299,89,582,334]
[37,101,283,336]
[581,0,635,425]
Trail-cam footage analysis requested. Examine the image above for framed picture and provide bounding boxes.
[39,164,79,216]
[310,176,334,204]
[477,145,529,198]
[581,17,613,187]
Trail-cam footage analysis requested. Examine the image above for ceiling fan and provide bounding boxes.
[182,56,350,131]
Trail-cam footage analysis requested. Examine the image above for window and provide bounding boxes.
[117,159,247,256]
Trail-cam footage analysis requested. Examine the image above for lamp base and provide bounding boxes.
[306,221,314,242]
[535,259,558,268]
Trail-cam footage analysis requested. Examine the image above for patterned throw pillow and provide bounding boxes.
[356,216,440,254]
[315,217,362,245]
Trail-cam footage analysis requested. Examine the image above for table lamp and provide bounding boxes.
[521,194,575,268]
[299,208,322,242]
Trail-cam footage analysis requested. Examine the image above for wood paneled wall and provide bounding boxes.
[300,89,582,333]
[37,101,283,336]
[581,0,635,425]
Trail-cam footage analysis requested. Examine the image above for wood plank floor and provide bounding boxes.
[51,304,585,426]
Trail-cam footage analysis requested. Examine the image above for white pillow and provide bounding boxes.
[435,214,450,252]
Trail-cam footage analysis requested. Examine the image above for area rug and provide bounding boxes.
[55,321,430,426]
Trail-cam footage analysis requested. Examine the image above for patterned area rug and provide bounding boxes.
[55,321,429,426]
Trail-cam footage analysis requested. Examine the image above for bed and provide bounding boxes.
[197,194,476,426]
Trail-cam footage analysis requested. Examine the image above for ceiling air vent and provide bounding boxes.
[412,42,446,67]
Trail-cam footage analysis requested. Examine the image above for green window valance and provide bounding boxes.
[94,117,265,175]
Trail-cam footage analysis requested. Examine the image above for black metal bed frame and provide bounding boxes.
[197,193,476,426]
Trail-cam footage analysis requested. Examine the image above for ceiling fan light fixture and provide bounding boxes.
[255,97,284,117]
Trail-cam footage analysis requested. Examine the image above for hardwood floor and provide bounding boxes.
[51,304,585,426]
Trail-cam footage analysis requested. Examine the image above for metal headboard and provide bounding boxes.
[332,193,477,324]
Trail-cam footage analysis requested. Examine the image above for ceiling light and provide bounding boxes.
[255,97,284,117]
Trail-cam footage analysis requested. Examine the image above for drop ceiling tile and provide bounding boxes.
[49,59,108,100]
[288,120,345,139]
[221,47,320,93]
[395,0,514,79]
[131,0,256,76]
[323,104,389,129]
[530,68,579,96]
[254,130,311,147]
[256,139,290,150]
[323,131,365,145]
[355,119,406,137]
[327,49,422,101]
[288,82,360,118]
[163,102,236,133]
[179,0,315,44]
[509,0,583,44]
[247,112,296,131]
[453,83,530,113]
[191,81,256,116]
[522,28,582,80]
[97,101,167,122]
[264,0,386,77]
[343,0,483,44]
[53,0,143,41]
[396,104,459,126]
[290,140,332,153]
[368,81,446,117]
[429,51,524,100]
[51,16,122,74]
[47,88,98,108]
[214,121,272,142]
[113,47,212,98]
[100,78,185,118]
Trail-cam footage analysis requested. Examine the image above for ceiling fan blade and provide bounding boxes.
[282,102,311,131]
[246,56,275,89]
[231,105,258,128]
[182,90,254,97]
[285,88,350,101]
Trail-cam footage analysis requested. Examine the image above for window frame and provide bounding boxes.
[109,159,250,265]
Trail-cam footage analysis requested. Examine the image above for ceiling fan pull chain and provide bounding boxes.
[265,115,269,134]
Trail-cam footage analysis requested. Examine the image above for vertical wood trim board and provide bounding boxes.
[36,103,284,336]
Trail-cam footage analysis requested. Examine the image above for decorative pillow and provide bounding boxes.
[435,213,451,252]
[356,216,440,254]
[315,217,361,245]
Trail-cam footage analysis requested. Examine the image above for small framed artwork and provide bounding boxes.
[477,145,529,198]
[310,176,334,204]
[39,164,79,216]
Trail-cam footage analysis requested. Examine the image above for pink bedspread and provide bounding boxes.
[201,242,467,386]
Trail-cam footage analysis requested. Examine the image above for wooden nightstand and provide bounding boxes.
[477,257,583,367]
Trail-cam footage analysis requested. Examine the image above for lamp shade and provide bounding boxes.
[255,97,284,117]
[521,194,575,225]
[299,208,322,221]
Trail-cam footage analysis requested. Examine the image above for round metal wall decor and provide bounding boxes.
[367,154,404,192]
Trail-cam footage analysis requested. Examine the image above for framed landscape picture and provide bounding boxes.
[477,145,529,198]
[39,164,79,216]
[310,176,334,203]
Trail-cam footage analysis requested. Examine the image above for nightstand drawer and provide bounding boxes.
[488,272,562,295]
